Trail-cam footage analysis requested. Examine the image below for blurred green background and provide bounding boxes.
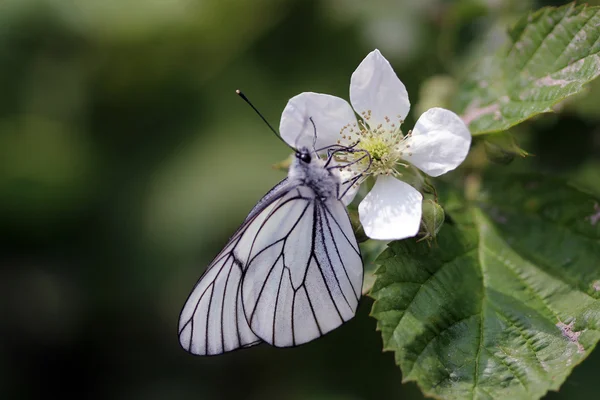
[1,0,599,399]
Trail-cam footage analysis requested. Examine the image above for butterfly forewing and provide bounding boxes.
[241,188,363,347]
[178,181,294,355]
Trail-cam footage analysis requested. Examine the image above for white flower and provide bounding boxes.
[279,49,471,240]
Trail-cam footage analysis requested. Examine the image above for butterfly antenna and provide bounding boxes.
[236,90,291,148]
[309,117,318,153]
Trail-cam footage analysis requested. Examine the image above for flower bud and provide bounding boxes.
[419,199,445,241]
[271,154,293,171]
[483,133,529,165]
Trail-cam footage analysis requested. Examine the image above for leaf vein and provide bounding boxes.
[486,346,529,390]
[490,305,549,373]
[550,10,599,71]
[387,248,477,350]
[482,244,561,320]
[518,6,572,73]
[406,313,480,378]
[472,219,490,399]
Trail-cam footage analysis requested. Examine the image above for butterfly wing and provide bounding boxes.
[179,179,364,354]
[241,185,363,347]
[178,179,295,355]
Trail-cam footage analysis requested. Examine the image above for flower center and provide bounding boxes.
[361,137,389,161]
[336,114,410,183]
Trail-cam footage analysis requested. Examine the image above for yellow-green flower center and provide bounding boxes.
[336,115,411,182]
[361,137,389,161]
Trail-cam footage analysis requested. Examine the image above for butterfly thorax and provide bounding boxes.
[288,150,340,200]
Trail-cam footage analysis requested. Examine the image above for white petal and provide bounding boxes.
[358,176,422,240]
[338,169,360,206]
[279,92,356,151]
[350,49,410,129]
[402,108,472,177]
[341,185,359,206]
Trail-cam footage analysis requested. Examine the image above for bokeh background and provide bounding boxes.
[1,0,599,399]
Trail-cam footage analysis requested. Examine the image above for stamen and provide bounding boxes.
[333,114,415,180]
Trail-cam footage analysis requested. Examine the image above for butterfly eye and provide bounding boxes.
[300,153,311,163]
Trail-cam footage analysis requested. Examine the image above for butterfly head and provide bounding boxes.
[295,148,312,164]
[289,146,340,200]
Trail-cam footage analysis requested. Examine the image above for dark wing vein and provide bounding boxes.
[304,284,323,335]
[220,260,236,352]
[315,201,354,309]
[205,274,216,353]
[249,253,283,323]
[322,204,361,255]
[272,261,287,345]
[179,180,303,355]
[321,201,360,300]
[245,199,311,320]
[247,195,310,264]
[239,186,364,349]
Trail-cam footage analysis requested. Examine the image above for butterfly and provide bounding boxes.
[178,105,371,355]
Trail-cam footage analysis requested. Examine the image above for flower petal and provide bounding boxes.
[338,168,360,206]
[279,92,356,150]
[358,176,422,240]
[402,108,472,177]
[350,49,410,129]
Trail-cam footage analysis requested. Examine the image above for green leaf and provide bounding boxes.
[370,174,600,399]
[455,3,600,135]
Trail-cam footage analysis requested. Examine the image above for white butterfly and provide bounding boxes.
[178,123,369,355]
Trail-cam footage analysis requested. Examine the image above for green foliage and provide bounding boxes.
[371,6,600,397]
[370,174,600,399]
[3,0,600,399]
[455,3,600,135]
